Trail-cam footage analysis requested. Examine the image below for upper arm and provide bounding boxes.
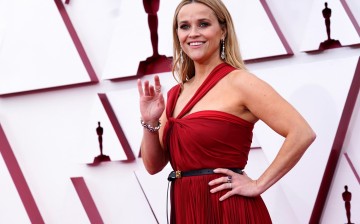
[234,71,309,138]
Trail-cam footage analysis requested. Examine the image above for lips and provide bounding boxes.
[188,41,205,46]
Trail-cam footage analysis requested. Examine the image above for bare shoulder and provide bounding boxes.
[225,69,289,117]
[226,69,271,95]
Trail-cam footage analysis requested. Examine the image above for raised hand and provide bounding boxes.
[137,75,165,123]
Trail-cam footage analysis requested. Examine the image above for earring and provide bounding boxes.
[221,39,225,60]
[180,48,184,63]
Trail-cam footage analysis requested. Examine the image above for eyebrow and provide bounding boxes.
[178,18,211,24]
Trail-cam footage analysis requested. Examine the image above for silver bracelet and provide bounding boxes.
[140,119,161,132]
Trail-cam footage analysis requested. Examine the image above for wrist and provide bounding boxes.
[141,119,159,127]
[254,179,266,195]
[140,119,161,132]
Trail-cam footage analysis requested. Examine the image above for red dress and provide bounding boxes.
[163,63,272,223]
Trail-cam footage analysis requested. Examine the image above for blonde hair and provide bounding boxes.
[172,0,247,84]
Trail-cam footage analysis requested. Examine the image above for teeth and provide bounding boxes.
[189,42,203,46]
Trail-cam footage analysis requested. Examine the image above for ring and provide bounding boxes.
[155,87,161,92]
[227,175,232,183]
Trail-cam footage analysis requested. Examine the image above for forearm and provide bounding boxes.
[141,129,169,175]
[137,76,167,174]
[256,128,316,194]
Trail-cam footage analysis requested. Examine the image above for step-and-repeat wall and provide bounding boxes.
[0,0,359,223]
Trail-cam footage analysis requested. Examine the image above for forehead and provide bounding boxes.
[177,2,217,22]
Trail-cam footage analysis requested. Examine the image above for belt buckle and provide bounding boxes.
[175,170,182,179]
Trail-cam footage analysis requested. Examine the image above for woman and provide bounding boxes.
[137,0,316,223]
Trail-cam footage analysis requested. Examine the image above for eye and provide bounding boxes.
[199,22,210,28]
[179,24,190,30]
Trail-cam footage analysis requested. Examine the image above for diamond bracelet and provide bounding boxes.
[140,119,161,132]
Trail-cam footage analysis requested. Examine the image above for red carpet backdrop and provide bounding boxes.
[0,0,359,223]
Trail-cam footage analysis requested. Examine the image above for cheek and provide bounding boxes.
[177,32,187,44]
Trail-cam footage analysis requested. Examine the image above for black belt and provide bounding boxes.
[167,168,243,181]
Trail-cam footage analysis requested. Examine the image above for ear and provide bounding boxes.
[221,27,227,40]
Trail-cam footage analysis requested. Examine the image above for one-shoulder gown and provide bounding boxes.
[163,63,272,223]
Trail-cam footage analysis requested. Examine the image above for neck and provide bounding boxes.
[193,60,223,81]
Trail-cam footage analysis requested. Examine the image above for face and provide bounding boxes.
[177,2,225,64]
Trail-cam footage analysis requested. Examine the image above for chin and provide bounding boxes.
[189,55,205,62]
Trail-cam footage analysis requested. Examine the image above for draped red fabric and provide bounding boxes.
[163,63,272,223]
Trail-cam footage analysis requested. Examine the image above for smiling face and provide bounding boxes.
[177,2,225,65]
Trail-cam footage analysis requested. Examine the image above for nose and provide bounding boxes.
[188,26,200,38]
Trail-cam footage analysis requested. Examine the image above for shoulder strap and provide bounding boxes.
[166,84,181,119]
[176,63,236,118]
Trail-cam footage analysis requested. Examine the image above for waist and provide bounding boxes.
[167,168,243,182]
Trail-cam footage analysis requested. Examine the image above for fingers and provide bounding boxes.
[209,171,259,200]
[208,168,236,186]
[209,174,234,195]
[208,176,230,186]
[137,75,162,97]
[208,168,242,201]
[154,75,162,94]
[210,182,233,193]
[149,84,155,96]
[219,190,234,201]
[137,79,151,96]
[139,80,152,96]
[137,79,144,96]
[213,168,235,176]
[154,75,161,87]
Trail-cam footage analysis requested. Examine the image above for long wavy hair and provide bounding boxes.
[172,0,247,84]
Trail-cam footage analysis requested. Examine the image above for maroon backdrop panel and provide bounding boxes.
[0,124,44,224]
[310,58,360,222]
[54,0,98,82]
[98,93,136,161]
[71,177,104,223]
[344,153,360,185]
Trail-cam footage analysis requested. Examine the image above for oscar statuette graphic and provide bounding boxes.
[342,185,354,224]
[93,121,111,164]
[136,0,172,76]
[319,2,342,50]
